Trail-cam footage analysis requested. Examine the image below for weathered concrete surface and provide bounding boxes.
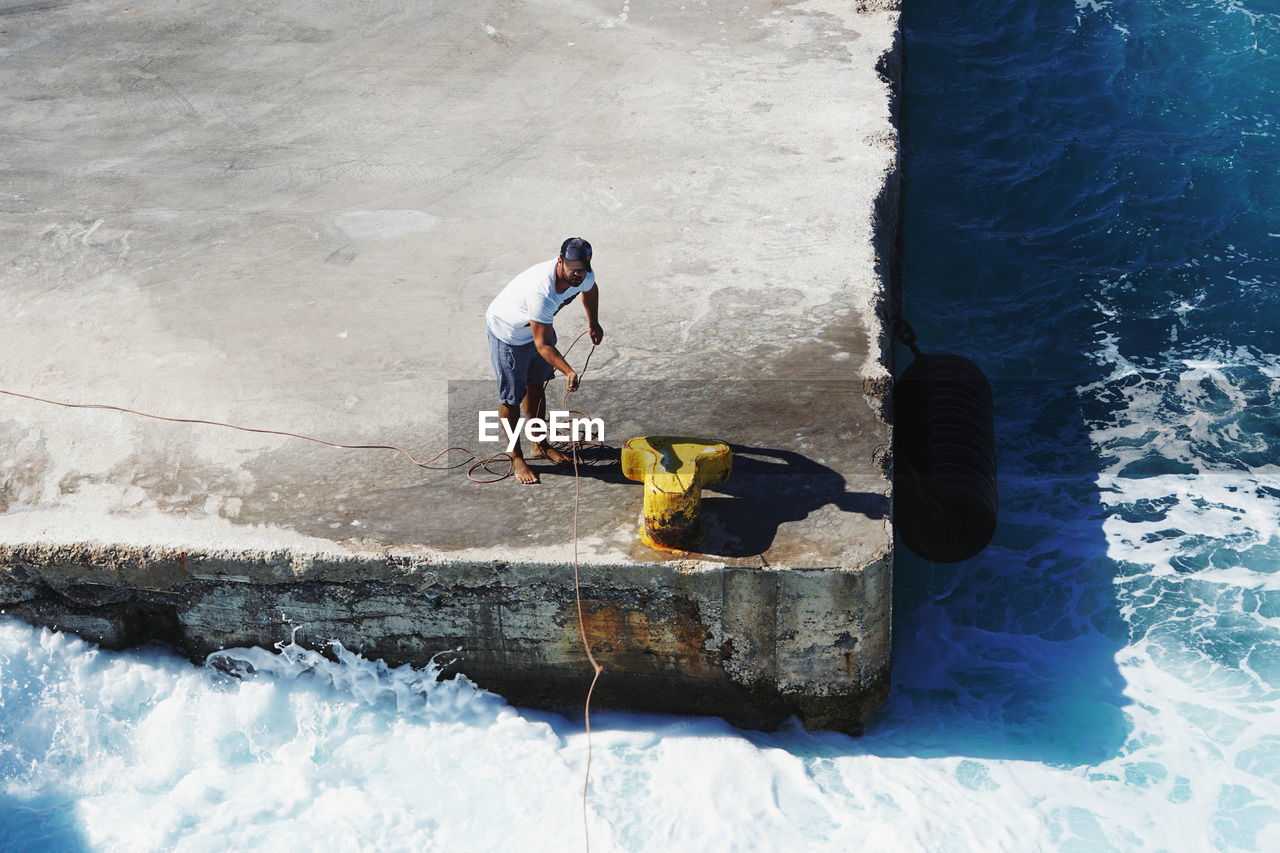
[0,0,900,731]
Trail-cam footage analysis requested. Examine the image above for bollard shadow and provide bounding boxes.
[534,440,887,559]
[698,443,887,558]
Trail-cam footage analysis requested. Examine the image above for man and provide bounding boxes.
[485,237,604,484]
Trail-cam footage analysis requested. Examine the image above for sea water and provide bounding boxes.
[3,1,1279,850]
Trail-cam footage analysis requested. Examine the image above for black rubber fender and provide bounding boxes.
[894,353,998,562]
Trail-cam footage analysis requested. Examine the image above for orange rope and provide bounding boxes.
[556,347,604,852]
[0,387,523,482]
[0,332,603,485]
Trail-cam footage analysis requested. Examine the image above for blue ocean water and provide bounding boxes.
[3,1,1279,850]
[895,0,1280,844]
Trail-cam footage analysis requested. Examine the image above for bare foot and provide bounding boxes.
[510,455,539,484]
[532,443,571,465]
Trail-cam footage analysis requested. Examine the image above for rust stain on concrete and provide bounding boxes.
[566,597,718,678]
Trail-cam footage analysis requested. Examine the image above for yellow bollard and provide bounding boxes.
[621,436,733,551]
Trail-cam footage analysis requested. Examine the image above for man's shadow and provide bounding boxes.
[543,441,887,558]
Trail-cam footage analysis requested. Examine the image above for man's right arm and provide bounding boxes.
[531,321,579,391]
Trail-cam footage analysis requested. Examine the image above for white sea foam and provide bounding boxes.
[1070,322,1280,850]
[3,612,1279,852]
[0,623,604,852]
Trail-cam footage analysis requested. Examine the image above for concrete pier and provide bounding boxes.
[1,0,900,732]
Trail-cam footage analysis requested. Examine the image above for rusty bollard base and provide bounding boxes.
[621,436,733,551]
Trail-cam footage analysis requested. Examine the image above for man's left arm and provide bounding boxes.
[583,284,604,345]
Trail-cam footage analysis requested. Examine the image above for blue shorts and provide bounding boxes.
[488,328,556,406]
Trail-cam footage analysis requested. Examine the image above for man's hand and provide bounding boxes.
[589,323,604,345]
[566,370,581,392]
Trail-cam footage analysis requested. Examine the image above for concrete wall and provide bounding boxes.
[1,542,892,732]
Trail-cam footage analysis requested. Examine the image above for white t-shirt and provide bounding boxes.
[485,259,595,346]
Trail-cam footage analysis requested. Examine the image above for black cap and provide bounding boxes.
[559,237,592,270]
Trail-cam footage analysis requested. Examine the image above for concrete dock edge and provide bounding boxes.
[2,0,901,733]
